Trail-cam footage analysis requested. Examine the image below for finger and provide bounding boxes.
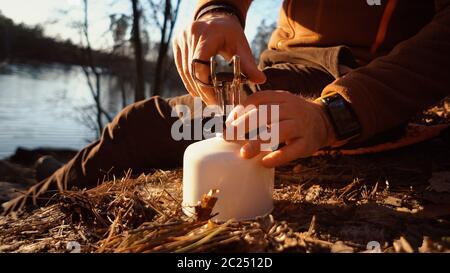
[193,36,265,88]
[240,141,259,159]
[180,33,199,97]
[232,105,258,138]
[192,37,216,83]
[242,90,294,107]
[192,36,232,105]
[225,104,244,127]
[228,103,291,137]
[190,36,217,105]
[174,39,198,96]
[240,119,300,159]
[261,138,312,168]
[174,35,197,96]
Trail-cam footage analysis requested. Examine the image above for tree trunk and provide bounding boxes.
[82,0,104,136]
[131,0,145,102]
[151,0,169,96]
[152,0,181,96]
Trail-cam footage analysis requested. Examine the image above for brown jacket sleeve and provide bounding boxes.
[194,0,253,26]
[322,1,450,140]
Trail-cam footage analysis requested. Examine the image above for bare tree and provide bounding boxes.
[251,19,277,61]
[80,0,113,136]
[109,13,132,108]
[131,0,146,102]
[147,0,181,96]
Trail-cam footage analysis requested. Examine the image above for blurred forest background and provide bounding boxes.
[0,0,279,158]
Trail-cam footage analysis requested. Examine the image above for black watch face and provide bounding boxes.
[326,96,361,140]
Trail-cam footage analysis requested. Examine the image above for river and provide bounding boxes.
[0,62,182,159]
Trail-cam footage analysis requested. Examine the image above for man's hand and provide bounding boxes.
[172,13,266,105]
[226,91,337,168]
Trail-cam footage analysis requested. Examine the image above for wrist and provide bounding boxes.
[195,3,245,27]
[314,101,338,148]
[196,10,241,25]
[315,92,362,147]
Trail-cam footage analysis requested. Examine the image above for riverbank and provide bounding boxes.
[0,147,77,204]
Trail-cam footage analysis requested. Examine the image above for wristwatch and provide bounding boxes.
[319,92,361,142]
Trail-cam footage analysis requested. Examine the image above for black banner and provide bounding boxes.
[0,253,445,273]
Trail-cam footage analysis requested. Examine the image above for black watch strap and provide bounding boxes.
[195,3,245,28]
[320,93,361,141]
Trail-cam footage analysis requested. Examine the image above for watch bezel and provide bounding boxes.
[321,93,361,141]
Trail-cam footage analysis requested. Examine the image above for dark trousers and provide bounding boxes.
[3,47,356,212]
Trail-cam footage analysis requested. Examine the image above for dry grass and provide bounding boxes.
[0,100,449,253]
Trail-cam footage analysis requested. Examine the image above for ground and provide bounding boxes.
[0,101,449,253]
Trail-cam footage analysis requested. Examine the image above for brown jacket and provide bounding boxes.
[196,0,450,140]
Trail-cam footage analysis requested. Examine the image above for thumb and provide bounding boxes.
[240,140,262,159]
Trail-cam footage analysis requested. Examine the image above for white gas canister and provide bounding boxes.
[182,134,274,221]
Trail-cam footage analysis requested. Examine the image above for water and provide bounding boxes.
[0,63,180,159]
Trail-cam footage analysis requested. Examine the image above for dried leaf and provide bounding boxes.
[305,185,322,202]
[194,189,219,221]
